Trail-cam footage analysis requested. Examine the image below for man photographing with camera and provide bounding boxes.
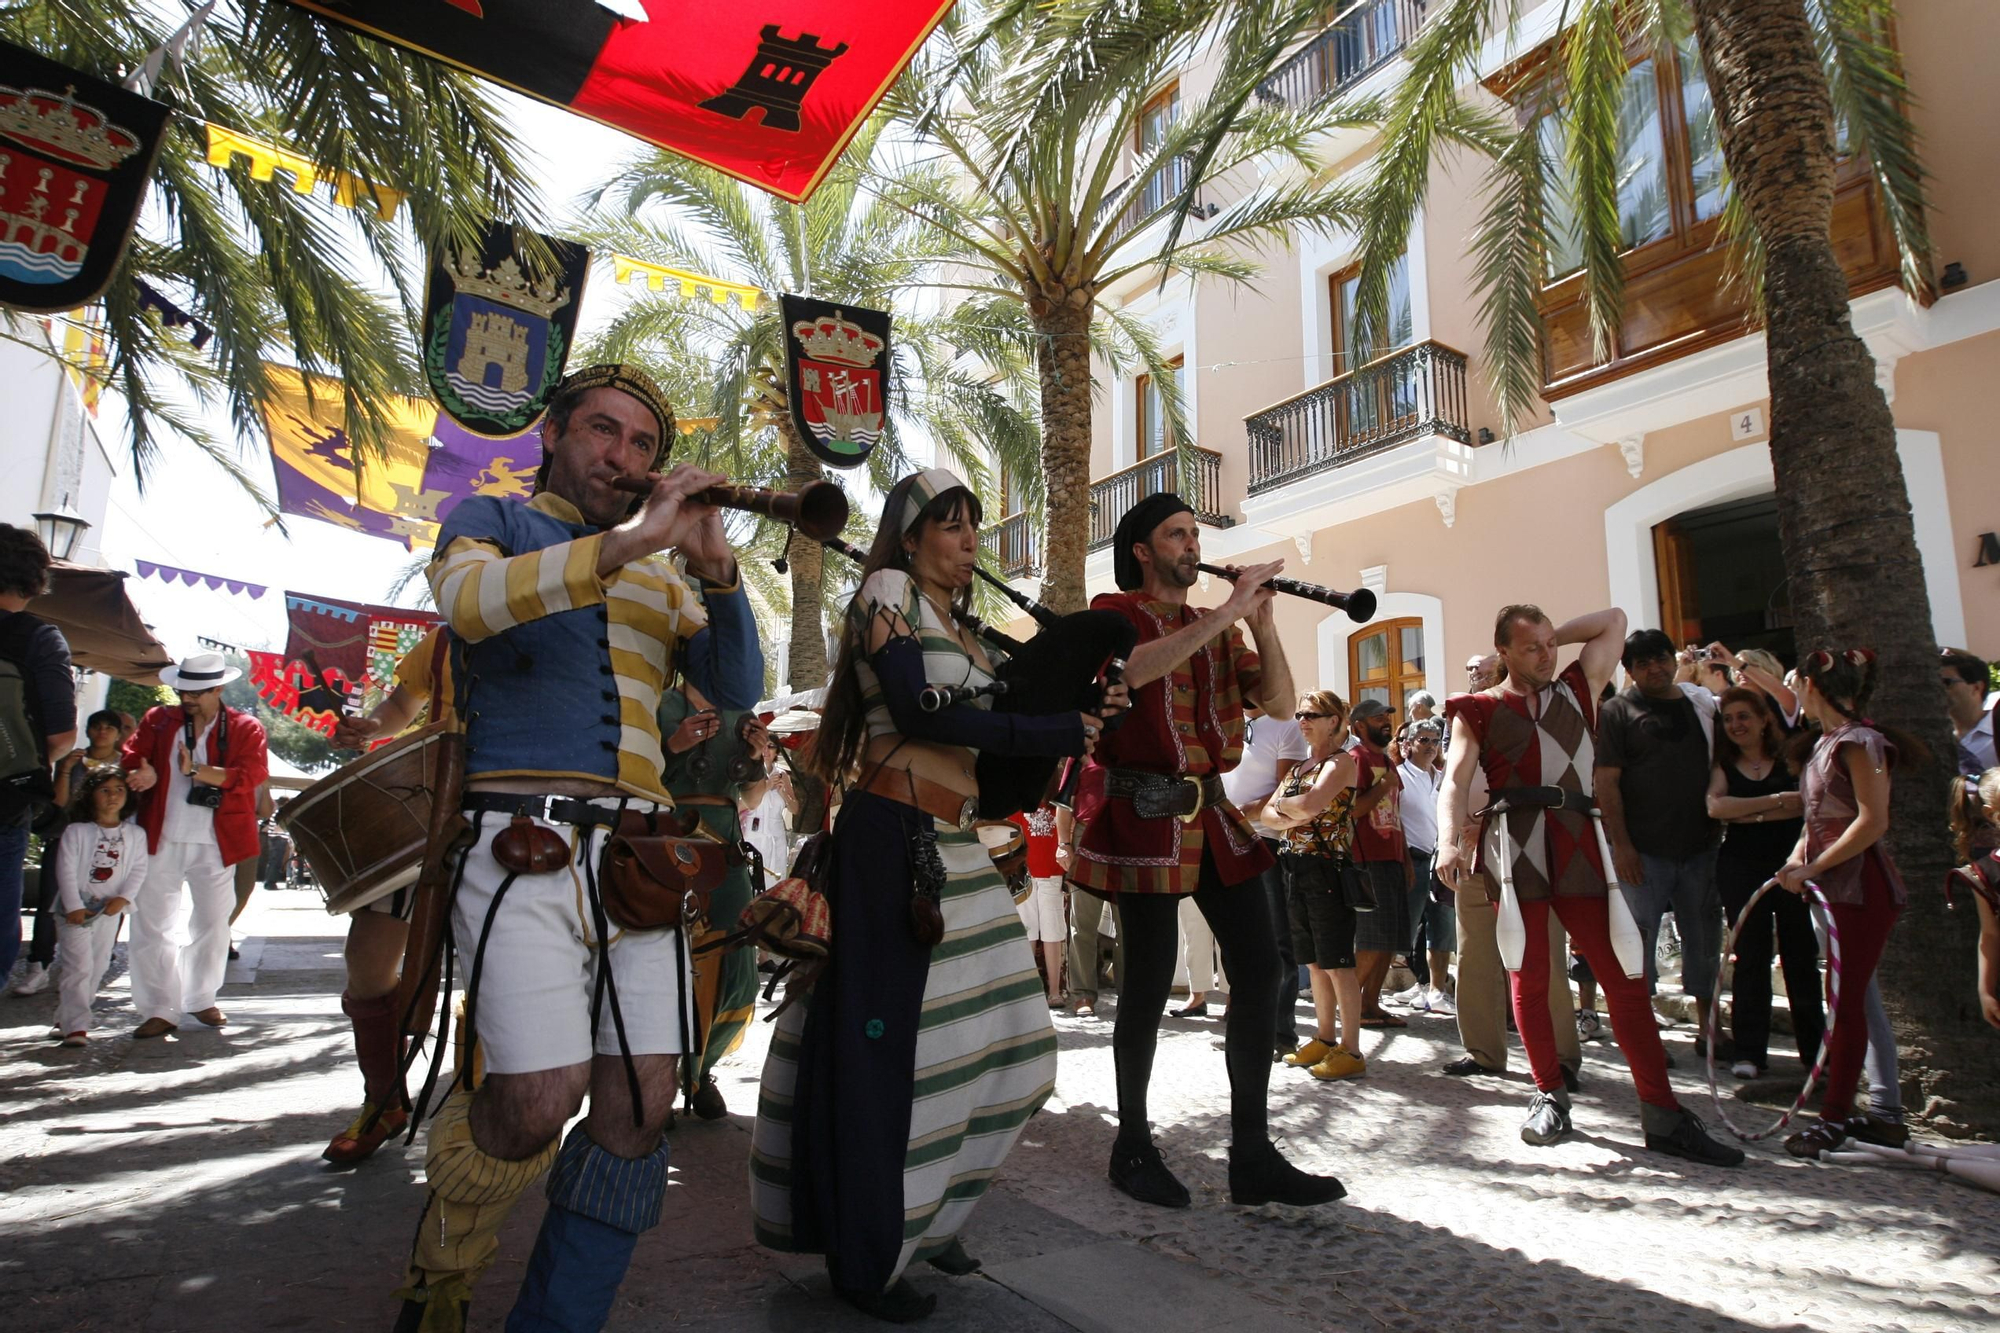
[122,651,269,1038]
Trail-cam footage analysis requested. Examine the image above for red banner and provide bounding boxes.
[282,0,955,201]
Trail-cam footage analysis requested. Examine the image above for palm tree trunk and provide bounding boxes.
[1034,293,1095,614]
[1690,0,1991,1130]
[782,421,828,692]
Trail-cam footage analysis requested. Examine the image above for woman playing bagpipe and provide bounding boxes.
[658,683,767,1121]
[749,469,1125,1323]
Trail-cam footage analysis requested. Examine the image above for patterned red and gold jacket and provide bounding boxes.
[1070,593,1272,897]
[1445,659,1607,901]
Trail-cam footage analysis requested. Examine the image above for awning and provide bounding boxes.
[29,560,176,684]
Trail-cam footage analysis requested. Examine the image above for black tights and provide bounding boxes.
[1112,853,1281,1159]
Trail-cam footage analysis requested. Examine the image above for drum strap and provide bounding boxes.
[581,797,651,1128]
[404,810,481,1141]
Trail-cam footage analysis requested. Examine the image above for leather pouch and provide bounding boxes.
[601,808,740,932]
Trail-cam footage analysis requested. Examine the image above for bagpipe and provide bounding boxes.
[823,537,1135,820]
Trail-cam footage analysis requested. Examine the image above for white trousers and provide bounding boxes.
[55,913,123,1034]
[129,839,235,1024]
[1175,893,1228,994]
[1014,874,1065,943]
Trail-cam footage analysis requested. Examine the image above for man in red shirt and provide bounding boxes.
[122,652,270,1036]
[1071,492,1344,1210]
[1344,699,1409,1024]
[1436,605,1740,1166]
[1008,803,1066,1006]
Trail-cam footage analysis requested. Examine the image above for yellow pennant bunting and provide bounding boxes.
[611,255,762,309]
[205,124,407,222]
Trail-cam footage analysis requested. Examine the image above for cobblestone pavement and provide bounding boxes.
[2,894,1995,1333]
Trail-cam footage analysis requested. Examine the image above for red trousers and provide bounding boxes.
[1512,895,1677,1111]
[1818,856,1901,1123]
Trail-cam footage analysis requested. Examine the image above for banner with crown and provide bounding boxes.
[781,294,888,469]
[422,221,589,437]
[0,42,169,314]
[278,0,958,202]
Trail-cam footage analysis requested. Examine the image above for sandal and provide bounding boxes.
[323,1101,410,1166]
[1359,1014,1407,1029]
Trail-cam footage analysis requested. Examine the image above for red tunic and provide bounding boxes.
[1070,593,1272,897]
[1445,660,1606,901]
[1351,743,1405,863]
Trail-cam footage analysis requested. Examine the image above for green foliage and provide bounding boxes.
[0,2,545,490]
[104,678,173,720]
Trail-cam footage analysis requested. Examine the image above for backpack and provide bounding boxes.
[0,611,55,817]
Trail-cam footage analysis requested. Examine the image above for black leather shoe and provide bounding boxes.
[1844,1113,1910,1149]
[1109,1140,1191,1208]
[926,1237,981,1275]
[1649,1109,1746,1167]
[1442,1056,1501,1077]
[1228,1143,1346,1206]
[691,1076,727,1121]
[838,1278,937,1323]
[1520,1091,1572,1146]
[1561,1064,1582,1095]
[1174,1000,1209,1018]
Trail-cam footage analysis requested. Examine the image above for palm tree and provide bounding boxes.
[577,116,1044,691]
[1,3,541,489]
[1339,0,1986,1124]
[875,0,1371,612]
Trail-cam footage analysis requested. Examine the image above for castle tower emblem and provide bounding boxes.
[421,220,590,437]
[700,27,850,133]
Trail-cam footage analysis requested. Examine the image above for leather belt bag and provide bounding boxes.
[1106,769,1226,821]
[602,807,744,933]
[1484,785,1598,815]
[857,766,979,832]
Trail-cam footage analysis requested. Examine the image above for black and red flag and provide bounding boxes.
[0,41,169,314]
[282,0,956,202]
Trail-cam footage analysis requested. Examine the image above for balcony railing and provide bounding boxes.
[1095,154,1218,245]
[1245,340,1470,494]
[1087,446,1233,550]
[981,511,1040,580]
[1255,0,1428,111]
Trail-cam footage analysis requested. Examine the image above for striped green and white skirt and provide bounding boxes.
[750,793,1057,1292]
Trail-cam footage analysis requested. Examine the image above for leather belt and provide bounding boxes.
[857,766,978,831]
[463,791,633,829]
[671,794,736,808]
[1482,785,1598,815]
[1105,769,1226,823]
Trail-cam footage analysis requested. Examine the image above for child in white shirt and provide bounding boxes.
[55,769,150,1044]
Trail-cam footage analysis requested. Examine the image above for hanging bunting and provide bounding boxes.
[612,254,761,309]
[781,294,888,468]
[204,123,406,221]
[59,307,108,413]
[260,364,440,549]
[247,649,344,734]
[276,0,958,202]
[134,558,268,599]
[0,42,171,314]
[136,279,214,350]
[423,220,589,436]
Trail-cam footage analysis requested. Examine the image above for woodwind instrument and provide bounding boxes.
[1195,562,1377,623]
[610,475,849,542]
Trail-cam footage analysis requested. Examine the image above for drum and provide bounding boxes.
[279,722,452,915]
[976,819,1031,904]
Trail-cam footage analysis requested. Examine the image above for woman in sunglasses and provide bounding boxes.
[1263,692,1365,1081]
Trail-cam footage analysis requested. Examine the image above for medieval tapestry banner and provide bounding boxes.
[422,220,588,436]
[0,41,169,313]
[781,294,887,469]
[279,0,956,201]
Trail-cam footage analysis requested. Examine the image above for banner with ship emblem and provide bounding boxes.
[0,42,169,314]
[422,221,588,436]
[781,294,888,469]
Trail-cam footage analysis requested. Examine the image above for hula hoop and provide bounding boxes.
[1705,880,1840,1142]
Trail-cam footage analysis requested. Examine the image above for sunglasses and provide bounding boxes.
[1294,711,1337,722]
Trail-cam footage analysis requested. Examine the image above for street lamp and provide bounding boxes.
[32,499,90,561]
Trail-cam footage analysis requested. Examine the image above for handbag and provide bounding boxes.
[599,807,743,932]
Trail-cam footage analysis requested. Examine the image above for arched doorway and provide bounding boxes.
[1653,494,1793,662]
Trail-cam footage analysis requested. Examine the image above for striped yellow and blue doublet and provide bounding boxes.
[428,492,706,804]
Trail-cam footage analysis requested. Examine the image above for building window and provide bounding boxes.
[1135,355,1186,459]
[1137,83,1182,214]
[1330,252,1414,369]
[1349,616,1425,718]
[1538,57,1676,278]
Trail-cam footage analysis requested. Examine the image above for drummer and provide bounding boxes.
[391,364,762,1333]
[319,626,453,1166]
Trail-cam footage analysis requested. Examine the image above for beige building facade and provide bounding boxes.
[984,0,2000,715]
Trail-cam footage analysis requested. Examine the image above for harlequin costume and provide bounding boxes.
[1067,491,1344,1209]
[394,365,763,1333]
[750,470,1075,1317]
[1447,659,1741,1164]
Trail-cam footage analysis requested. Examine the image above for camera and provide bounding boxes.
[186,782,225,810]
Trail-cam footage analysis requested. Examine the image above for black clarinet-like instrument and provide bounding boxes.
[920,680,1011,712]
[1195,562,1377,623]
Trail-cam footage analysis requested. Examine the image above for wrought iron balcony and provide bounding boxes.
[1255,0,1427,111]
[1245,340,1470,494]
[1087,446,1233,551]
[1095,154,1219,245]
[981,511,1040,580]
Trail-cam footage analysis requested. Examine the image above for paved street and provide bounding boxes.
[2,892,1995,1333]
